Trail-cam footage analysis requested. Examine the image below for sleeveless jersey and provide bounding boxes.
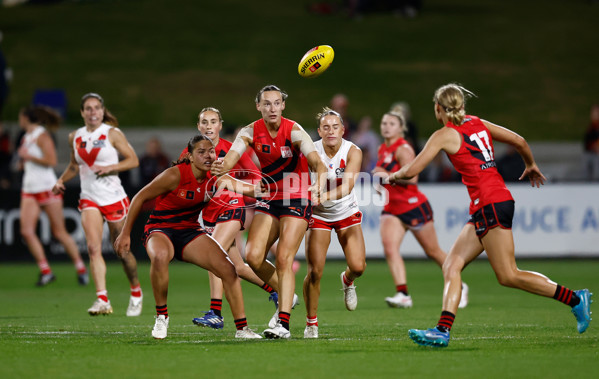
[445,115,513,214]
[375,138,428,214]
[252,117,310,201]
[312,139,359,221]
[201,138,259,222]
[73,123,127,206]
[21,126,57,194]
[145,163,213,233]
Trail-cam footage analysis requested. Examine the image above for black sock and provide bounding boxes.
[553,285,580,307]
[436,311,455,333]
[210,298,223,317]
[278,312,290,330]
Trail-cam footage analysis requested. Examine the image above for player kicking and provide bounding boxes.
[211,85,327,338]
[303,107,366,339]
[392,83,592,347]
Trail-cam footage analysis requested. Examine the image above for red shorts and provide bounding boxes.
[79,197,130,222]
[21,190,62,206]
[309,211,363,232]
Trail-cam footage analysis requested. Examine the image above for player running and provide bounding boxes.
[373,110,468,309]
[53,93,143,317]
[18,106,88,287]
[114,134,263,340]
[303,107,366,339]
[211,85,327,338]
[390,83,592,347]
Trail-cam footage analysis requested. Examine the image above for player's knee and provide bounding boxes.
[87,243,103,257]
[20,227,36,241]
[149,249,170,265]
[350,260,366,277]
[442,259,460,279]
[496,271,518,288]
[306,267,323,283]
[245,250,262,270]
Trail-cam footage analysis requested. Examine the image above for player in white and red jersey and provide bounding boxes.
[53,93,143,317]
[391,83,591,347]
[373,111,467,310]
[211,85,327,339]
[187,107,282,330]
[114,135,262,340]
[18,106,88,287]
[302,107,366,339]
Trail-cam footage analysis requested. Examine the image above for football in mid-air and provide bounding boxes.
[298,45,334,78]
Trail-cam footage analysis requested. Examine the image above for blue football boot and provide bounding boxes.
[571,289,592,333]
[408,327,450,348]
[192,310,224,329]
[269,292,279,309]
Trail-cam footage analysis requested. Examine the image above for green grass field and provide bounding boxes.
[1,259,597,378]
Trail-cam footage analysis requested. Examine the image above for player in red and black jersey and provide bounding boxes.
[188,108,281,329]
[372,111,466,310]
[212,85,327,339]
[391,83,591,347]
[114,135,263,340]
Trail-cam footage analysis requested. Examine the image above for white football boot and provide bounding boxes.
[385,292,413,308]
[341,272,358,311]
[152,315,169,339]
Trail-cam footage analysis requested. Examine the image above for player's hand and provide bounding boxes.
[52,180,65,195]
[94,164,116,177]
[520,164,546,188]
[17,146,29,160]
[309,183,323,206]
[211,159,226,176]
[113,233,131,258]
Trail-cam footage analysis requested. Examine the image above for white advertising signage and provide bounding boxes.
[296,183,599,259]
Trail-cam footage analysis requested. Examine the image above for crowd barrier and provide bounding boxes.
[1,183,597,261]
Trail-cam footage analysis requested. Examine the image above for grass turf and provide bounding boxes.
[1,259,597,378]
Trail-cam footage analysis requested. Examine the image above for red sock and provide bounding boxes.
[306,316,318,327]
[39,260,52,275]
[96,290,108,302]
[130,285,142,298]
[74,260,87,274]
[396,284,408,295]
[342,273,353,286]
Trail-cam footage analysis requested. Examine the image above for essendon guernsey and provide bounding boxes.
[144,163,214,233]
[375,138,428,215]
[444,115,513,214]
[252,117,310,201]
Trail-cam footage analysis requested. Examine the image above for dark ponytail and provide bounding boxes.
[171,134,212,166]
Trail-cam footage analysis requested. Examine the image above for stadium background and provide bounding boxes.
[0,0,598,260]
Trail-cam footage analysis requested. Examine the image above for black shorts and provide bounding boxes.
[255,198,312,222]
[143,227,207,261]
[203,208,246,235]
[382,200,434,229]
[468,200,514,237]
